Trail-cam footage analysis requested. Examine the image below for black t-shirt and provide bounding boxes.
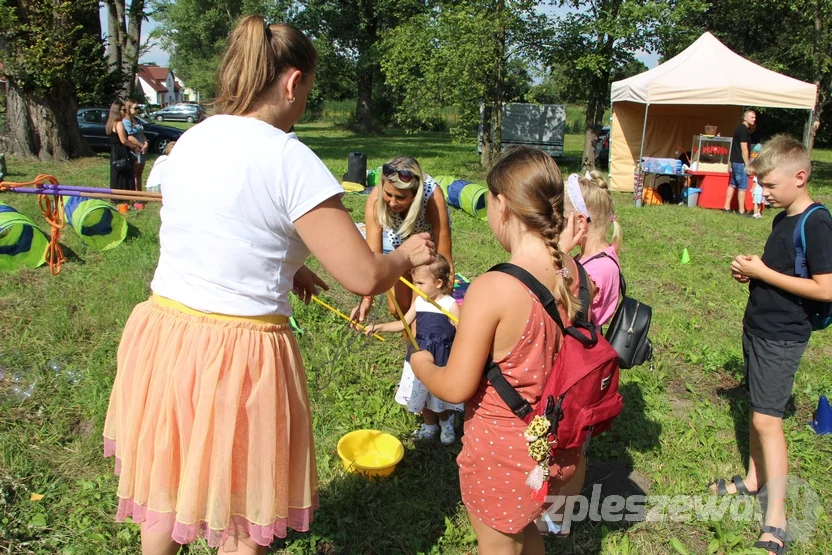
[744,206,832,341]
[731,124,753,164]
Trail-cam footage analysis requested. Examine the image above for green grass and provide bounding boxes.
[2,125,832,554]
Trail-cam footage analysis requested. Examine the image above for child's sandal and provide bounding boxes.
[753,525,790,555]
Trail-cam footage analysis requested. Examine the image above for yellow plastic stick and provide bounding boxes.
[311,295,385,342]
[398,276,459,324]
[387,290,420,351]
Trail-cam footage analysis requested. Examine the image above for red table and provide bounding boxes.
[687,170,755,212]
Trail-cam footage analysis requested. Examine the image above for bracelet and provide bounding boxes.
[363,296,373,302]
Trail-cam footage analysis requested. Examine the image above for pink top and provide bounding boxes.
[580,246,621,327]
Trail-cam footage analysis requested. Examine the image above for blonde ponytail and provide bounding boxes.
[215,16,317,116]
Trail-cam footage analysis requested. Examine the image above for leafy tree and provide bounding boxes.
[380,0,546,165]
[150,0,286,99]
[296,0,428,132]
[0,0,111,159]
[665,0,831,148]
[548,0,668,170]
[104,0,148,98]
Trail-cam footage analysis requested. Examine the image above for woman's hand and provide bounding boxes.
[141,142,149,154]
[292,265,329,304]
[399,232,436,268]
[349,296,374,323]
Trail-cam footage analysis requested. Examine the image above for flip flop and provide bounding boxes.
[709,475,758,497]
[754,525,790,555]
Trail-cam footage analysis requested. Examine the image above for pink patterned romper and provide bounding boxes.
[457,284,582,534]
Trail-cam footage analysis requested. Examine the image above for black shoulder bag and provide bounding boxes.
[583,252,654,370]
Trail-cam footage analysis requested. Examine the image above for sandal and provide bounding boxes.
[709,475,758,497]
[753,525,790,555]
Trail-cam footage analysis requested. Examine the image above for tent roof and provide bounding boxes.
[611,32,816,109]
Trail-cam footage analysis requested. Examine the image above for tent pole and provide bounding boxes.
[638,103,650,167]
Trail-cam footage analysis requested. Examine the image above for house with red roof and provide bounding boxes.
[136,65,182,106]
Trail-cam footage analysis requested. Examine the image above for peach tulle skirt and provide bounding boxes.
[103,298,318,547]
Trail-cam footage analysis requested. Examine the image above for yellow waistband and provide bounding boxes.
[151,294,289,325]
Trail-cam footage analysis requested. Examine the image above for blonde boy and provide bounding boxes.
[721,135,832,555]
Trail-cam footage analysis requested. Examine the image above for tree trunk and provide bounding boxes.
[3,81,93,160]
[480,104,493,167]
[355,68,373,132]
[581,94,601,171]
[807,0,825,151]
[106,0,125,73]
[491,0,505,158]
[123,0,144,98]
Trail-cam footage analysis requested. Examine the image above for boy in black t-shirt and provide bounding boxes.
[719,135,832,555]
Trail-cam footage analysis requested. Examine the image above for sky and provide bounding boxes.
[100,6,660,70]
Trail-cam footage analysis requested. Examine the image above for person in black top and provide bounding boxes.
[723,109,757,215]
[721,136,832,555]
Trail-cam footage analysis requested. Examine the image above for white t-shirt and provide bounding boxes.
[151,115,344,316]
[145,154,168,193]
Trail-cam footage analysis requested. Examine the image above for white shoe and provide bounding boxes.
[440,421,455,445]
[412,424,438,441]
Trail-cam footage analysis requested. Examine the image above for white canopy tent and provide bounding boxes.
[608,32,817,191]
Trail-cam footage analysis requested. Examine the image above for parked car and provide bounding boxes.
[149,103,204,123]
[76,107,184,155]
[595,126,611,167]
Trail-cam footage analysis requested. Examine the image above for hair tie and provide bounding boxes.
[264,18,272,37]
[585,171,593,181]
[565,174,590,220]
[557,268,569,277]
[610,214,616,222]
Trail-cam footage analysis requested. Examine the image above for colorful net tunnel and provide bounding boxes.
[0,203,49,271]
[63,196,127,251]
[433,175,488,220]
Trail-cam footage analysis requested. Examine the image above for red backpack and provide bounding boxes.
[486,262,623,501]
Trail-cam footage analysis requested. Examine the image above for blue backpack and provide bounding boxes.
[793,203,832,330]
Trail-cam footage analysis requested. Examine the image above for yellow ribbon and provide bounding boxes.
[398,276,460,324]
[311,295,385,342]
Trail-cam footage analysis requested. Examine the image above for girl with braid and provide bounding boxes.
[412,147,593,554]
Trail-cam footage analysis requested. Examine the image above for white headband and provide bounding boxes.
[566,174,590,220]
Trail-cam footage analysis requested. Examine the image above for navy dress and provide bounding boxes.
[399,296,464,413]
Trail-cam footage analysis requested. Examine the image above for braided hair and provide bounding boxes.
[486,147,581,321]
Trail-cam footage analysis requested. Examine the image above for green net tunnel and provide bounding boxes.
[63,196,127,251]
[433,175,488,220]
[0,203,49,271]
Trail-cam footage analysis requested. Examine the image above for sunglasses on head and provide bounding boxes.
[382,163,416,184]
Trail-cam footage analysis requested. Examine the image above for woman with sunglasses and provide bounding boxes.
[351,155,453,321]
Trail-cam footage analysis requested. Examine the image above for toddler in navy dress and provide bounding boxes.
[366,255,462,444]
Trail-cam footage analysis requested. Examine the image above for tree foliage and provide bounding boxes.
[380,0,544,163]
[548,0,669,169]
[0,0,114,158]
[150,0,289,99]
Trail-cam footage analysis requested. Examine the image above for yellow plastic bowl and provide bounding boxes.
[337,429,404,478]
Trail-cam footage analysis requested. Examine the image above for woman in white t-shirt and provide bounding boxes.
[102,16,435,555]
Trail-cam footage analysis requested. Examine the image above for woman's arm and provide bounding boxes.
[294,196,434,296]
[425,186,453,275]
[116,122,142,150]
[364,187,384,253]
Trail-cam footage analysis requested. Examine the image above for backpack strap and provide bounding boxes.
[793,203,830,278]
[489,262,597,345]
[580,251,627,297]
[484,261,597,420]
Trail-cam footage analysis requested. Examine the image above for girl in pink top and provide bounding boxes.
[561,170,623,327]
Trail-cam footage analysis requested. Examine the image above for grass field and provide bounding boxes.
[1,123,831,555]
